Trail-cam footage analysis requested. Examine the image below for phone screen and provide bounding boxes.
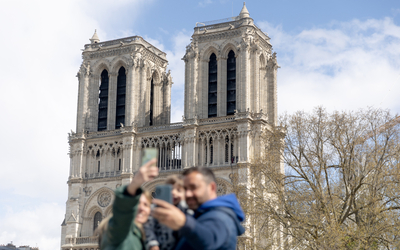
[141,147,158,166]
[154,184,172,204]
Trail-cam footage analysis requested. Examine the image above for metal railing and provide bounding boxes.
[196,16,240,27]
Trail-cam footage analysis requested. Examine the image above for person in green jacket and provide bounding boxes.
[100,158,158,250]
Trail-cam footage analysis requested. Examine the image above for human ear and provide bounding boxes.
[210,181,217,192]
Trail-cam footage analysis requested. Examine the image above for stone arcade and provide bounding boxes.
[61,3,281,250]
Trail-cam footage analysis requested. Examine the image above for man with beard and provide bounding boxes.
[152,167,245,250]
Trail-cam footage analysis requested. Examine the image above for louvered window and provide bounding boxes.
[98,70,109,131]
[115,67,126,129]
[150,78,154,126]
[208,53,217,118]
[227,50,236,115]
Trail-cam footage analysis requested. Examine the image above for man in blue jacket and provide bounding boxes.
[152,167,245,250]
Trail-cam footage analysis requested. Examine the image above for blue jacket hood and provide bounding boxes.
[198,194,245,222]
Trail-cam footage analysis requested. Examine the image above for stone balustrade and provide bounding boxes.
[85,171,121,180]
[199,115,235,124]
[83,35,166,57]
[138,122,184,132]
[64,236,99,245]
[86,129,122,139]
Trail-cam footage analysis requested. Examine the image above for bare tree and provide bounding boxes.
[243,107,400,250]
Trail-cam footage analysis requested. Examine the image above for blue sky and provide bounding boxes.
[1,0,400,249]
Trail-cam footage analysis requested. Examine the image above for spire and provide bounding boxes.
[239,2,250,19]
[90,29,100,44]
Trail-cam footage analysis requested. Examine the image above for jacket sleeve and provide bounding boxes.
[144,216,159,249]
[104,185,142,246]
[178,210,233,250]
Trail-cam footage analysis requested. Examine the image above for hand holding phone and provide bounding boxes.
[154,185,172,204]
[127,148,159,196]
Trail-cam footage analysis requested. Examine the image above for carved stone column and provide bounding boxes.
[89,74,100,131]
[76,62,91,133]
[125,65,135,126]
[199,59,208,119]
[139,63,147,127]
[218,57,227,117]
[267,53,278,126]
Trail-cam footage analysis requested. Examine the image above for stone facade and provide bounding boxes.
[61,3,281,250]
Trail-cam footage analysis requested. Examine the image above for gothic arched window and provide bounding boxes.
[93,212,102,232]
[149,77,154,126]
[98,69,109,131]
[208,53,217,118]
[225,136,229,163]
[209,137,214,164]
[115,67,126,129]
[227,50,236,115]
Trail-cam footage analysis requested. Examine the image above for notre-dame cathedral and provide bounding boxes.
[61,3,280,250]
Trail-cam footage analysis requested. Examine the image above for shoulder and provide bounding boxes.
[199,207,236,224]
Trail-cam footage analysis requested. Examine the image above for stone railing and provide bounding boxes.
[85,171,121,179]
[137,122,184,132]
[64,236,99,245]
[86,129,122,139]
[199,115,235,124]
[195,20,241,33]
[84,36,166,57]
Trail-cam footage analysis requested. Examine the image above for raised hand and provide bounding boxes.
[127,158,158,195]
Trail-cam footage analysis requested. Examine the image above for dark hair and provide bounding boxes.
[182,167,216,184]
[165,174,184,187]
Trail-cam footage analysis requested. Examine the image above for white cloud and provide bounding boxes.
[166,31,192,122]
[258,18,400,116]
[0,0,154,248]
[145,31,192,123]
[198,0,213,7]
[0,203,64,250]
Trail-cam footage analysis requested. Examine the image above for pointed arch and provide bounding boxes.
[93,211,102,231]
[142,178,168,193]
[110,56,130,73]
[259,53,266,68]
[220,40,239,59]
[82,187,114,217]
[92,58,111,76]
[151,69,161,84]
[201,44,220,61]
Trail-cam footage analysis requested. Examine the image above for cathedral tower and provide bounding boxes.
[61,3,281,250]
[183,3,278,125]
[61,33,173,249]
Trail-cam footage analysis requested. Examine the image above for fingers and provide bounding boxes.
[143,158,157,168]
[151,201,186,230]
[147,165,159,180]
[152,199,173,208]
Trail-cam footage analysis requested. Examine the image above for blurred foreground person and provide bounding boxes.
[152,167,245,250]
[144,175,191,250]
[99,159,158,250]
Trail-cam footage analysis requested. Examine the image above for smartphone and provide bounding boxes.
[154,184,172,204]
[141,147,158,166]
